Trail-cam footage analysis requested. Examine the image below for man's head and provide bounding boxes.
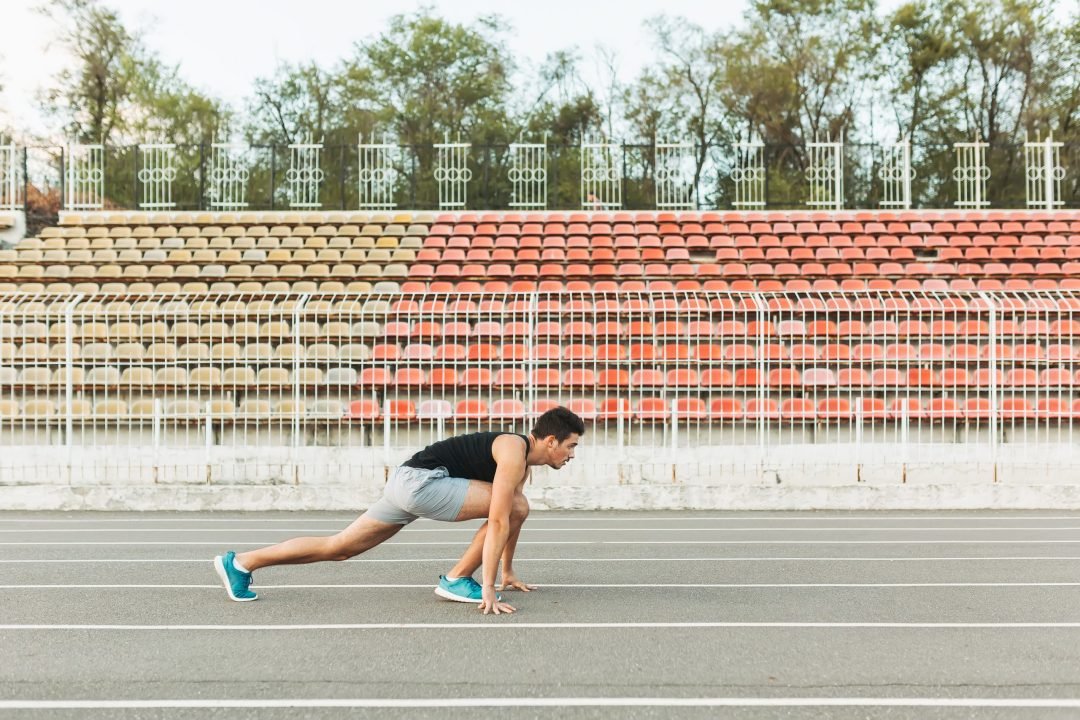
[530,406,585,469]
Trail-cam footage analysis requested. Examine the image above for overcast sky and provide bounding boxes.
[0,0,1072,142]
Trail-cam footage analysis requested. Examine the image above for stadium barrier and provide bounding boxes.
[1,289,1078,494]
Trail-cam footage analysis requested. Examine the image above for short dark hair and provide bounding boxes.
[531,406,585,442]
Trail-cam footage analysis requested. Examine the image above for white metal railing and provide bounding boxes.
[879,140,913,209]
[954,139,991,209]
[1024,132,1065,211]
[732,137,765,209]
[435,135,471,210]
[208,141,249,209]
[1,290,1077,475]
[138,143,177,210]
[287,133,324,209]
[655,140,695,210]
[508,137,547,209]
[806,133,844,210]
[64,142,104,211]
[358,133,397,210]
[580,140,622,210]
[0,139,16,212]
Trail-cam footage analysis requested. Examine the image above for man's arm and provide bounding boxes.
[478,435,526,614]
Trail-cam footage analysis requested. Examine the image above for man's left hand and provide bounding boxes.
[499,573,538,592]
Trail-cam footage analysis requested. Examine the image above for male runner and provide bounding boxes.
[214,406,584,615]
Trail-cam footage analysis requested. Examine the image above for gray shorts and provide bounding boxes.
[363,465,472,525]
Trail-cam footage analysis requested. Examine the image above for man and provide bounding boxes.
[214,406,584,615]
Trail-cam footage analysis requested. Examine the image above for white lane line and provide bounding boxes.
[2,582,1079,589]
[3,622,1080,630]
[6,526,1080,533]
[6,515,1080,522]
[2,698,1080,709]
[3,556,1080,564]
[7,540,1080,547]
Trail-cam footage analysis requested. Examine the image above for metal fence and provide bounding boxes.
[1,290,1078,478]
[7,140,1080,216]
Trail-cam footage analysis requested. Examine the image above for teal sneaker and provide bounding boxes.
[434,575,500,604]
[213,551,257,602]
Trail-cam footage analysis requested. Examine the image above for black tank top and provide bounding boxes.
[402,431,529,482]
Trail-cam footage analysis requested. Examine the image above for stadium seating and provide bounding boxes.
[0,209,1078,434]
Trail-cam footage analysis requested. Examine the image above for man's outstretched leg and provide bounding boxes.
[214,514,404,601]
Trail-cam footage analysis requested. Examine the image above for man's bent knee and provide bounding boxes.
[511,494,530,525]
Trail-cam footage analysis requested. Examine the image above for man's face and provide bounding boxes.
[545,434,580,469]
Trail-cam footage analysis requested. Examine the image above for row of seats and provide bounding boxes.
[5,365,1079,388]
[3,342,1079,364]
[4,396,1080,422]
[5,318,1078,339]
[19,232,1080,255]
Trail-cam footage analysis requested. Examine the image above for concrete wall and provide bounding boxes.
[2,444,1080,510]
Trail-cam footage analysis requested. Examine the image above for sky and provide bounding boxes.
[0,0,1072,143]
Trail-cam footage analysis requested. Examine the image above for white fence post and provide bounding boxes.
[64,141,104,210]
[138,142,177,210]
[1024,132,1064,210]
[358,133,398,210]
[208,140,249,209]
[509,135,547,209]
[806,132,844,210]
[879,140,913,210]
[0,138,16,211]
[732,135,766,209]
[434,134,471,210]
[655,139,695,210]
[953,138,990,209]
[287,133,324,209]
[580,138,622,210]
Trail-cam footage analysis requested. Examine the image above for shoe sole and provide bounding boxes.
[433,585,480,603]
[213,555,257,602]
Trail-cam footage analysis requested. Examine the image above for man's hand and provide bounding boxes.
[478,584,517,615]
[499,572,537,592]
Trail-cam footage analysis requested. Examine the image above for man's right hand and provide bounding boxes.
[478,584,517,615]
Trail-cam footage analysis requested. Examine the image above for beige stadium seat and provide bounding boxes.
[113,238,137,251]
[153,225,178,238]
[44,283,73,295]
[155,366,189,385]
[231,321,259,340]
[337,344,371,361]
[151,282,180,293]
[217,249,242,263]
[245,224,269,237]
[238,399,271,418]
[140,322,168,341]
[401,235,425,248]
[293,321,320,339]
[48,322,76,341]
[273,343,305,360]
[23,399,55,418]
[52,367,85,386]
[381,264,407,278]
[252,264,278,278]
[91,248,118,261]
[129,399,157,416]
[367,249,391,263]
[258,238,282,251]
[178,342,211,361]
[18,265,45,279]
[292,367,323,385]
[291,281,318,293]
[356,263,380,277]
[292,248,316,262]
[207,399,236,418]
[304,264,330,278]
[222,366,255,386]
[269,225,291,238]
[93,399,128,418]
[171,322,200,341]
[18,322,48,341]
[375,237,399,250]
[79,323,109,342]
[0,366,16,384]
[390,250,416,262]
[263,282,290,292]
[274,399,306,416]
[325,368,357,385]
[210,343,241,361]
[210,237,233,250]
[225,265,253,281]
[331,264,357,279]
[145,343,178,362]
[189,367,222,387]
[167,400,201,418]
[337,224,360,237]
[278,264,303,278]
[257,367,289,386]
[18,343,50,361]
[114,343,146,361]
[198,322,231,342]
[306,343,338,361]
[372,281,400,293]
[199,265,226,279]
[81,343,113,361]
[48,341,79,360]
[67,399,92,418]
[321,321,352,340]
[70,265,97,280]
[232,237,255,250]
[190,248,215,262]
[120,366,154,386]
[316,249,341,263]
[68,249,93,262]
[0,399,19,418]
[243,343,272,361]
[174,265,200,280]
[108,226,132,237]
[260,321,289,339]
[86,366,121,386]
[19,367,53,386]
[341,249,367,263]
[241,249,267,263]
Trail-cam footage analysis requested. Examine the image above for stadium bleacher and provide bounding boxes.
[0,209,1078,431]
